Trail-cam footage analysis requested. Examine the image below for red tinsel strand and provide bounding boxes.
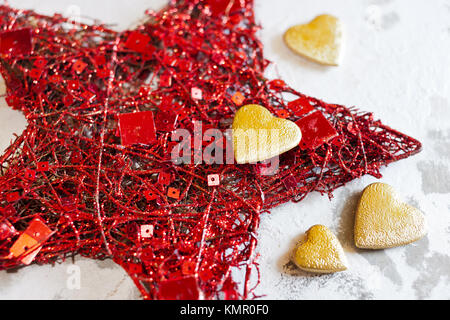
[0,0,421,300]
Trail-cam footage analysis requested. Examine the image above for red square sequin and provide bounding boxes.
[6,192,20,202]
[9,217,54,265]
[118,111,157,146]
[24,169,36,180]
[159,72,172,87]
[288,97,315,117]
[140,225,154,238]
[231,91,245,106]
[124,31,154,55]
[207,174,220,186]
[206,0,246,16]
[295,112,339,150]
[37,161,49,172]
[154,111,178,132]
[144,190,158,201]
[0,28,32,56]
[158,276,201,300]
[72,60,88,74]
[158,172,172,185]
[96,68,110,78]
[191,87,202,100]
[0,221,16,241]
[167,187,180,200]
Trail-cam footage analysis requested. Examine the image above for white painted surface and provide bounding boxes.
[0,0,449,300]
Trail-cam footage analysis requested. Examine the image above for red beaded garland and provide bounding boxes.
[0,0,421,299]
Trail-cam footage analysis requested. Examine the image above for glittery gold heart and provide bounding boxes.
[284,14,343,66]
[354,183,427,249]
[232,104,302,164]
[292,225,348,273]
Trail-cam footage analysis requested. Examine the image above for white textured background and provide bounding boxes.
[0,0,449,300]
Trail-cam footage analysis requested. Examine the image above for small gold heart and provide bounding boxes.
[292,225,348,274]
[354,183,427,249]
[284,14,343,66]
[232,104,302,164]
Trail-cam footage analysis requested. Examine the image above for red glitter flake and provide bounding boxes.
[0,205,16,219]
[267,79,286,90]
[94,55,107,65]
[118,111,157,146]
[182,260,196,275]
[295,112,339,150]
[5,95,19,107]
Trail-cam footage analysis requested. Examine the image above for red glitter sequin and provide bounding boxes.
[295,112,339,150]
[288,97,315,117]
[206,0,247,16]
[6,192,20,203]
[232,91,245,106]
[36,162,49,172]
[125,31,153,54]
[158,276,202,300]
[167,187,181,200]
[0,220,16,241]
[207,174,220,186]
[0,28,32,56]
[118,111,157,146]
[9,218,53,265]
[144,190,158,201]
[154,111,178,132]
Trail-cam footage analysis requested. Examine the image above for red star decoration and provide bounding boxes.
[0,0,421,300]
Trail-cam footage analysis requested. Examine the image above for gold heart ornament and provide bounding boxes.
[232,104,302,164]
[284,14,343,66]
[354,183,427,249]
[292,225,348,274]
